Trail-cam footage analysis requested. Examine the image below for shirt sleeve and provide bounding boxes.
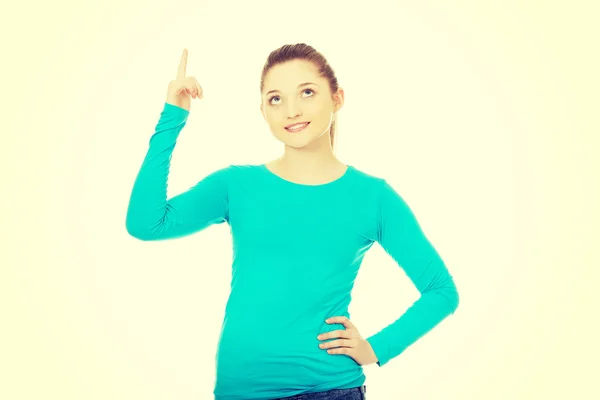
[366,179,459,367]
[125,102,231,241]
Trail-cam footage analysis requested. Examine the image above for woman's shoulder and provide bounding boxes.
[205,163,265,182]
[346,165,406,200]
[342,165,388,194]
[347,164,386,183]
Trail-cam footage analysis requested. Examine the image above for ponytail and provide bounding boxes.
[330,113,338,152]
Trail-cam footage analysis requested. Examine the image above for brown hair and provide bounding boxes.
[260,43,340,151]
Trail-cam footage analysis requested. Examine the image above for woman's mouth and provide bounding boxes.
[285,122,310,133]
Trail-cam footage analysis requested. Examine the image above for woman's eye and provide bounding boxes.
[269,89,314,105]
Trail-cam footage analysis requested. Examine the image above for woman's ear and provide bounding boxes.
[333,88,345,112]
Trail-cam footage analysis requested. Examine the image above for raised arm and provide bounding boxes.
[125,49,230,241]
[125,103,231,241]
[366,179,460,367]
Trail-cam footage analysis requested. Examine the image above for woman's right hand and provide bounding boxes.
[165,48,203,111]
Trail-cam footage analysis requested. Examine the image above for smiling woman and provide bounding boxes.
[257,44,350,186]
[259,45,341,153]
[125,43,459,400]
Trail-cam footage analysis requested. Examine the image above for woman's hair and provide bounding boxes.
[260,43,340,151]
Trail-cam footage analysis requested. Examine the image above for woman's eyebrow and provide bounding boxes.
[266,82,317,96]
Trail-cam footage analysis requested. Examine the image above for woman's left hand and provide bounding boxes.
[318,316,379,366]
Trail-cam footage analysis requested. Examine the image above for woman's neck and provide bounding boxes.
[265,156,347,185]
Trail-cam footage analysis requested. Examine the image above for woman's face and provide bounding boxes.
[261,59,343,150]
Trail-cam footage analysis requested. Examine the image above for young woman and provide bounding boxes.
[126,43,459,400]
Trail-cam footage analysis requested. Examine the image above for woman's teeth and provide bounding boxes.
[286,122,309,132]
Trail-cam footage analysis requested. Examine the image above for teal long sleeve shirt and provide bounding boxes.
[126,102,459,400]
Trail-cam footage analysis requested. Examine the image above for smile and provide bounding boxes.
[285,122,310,132]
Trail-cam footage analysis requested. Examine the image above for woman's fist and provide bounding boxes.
[165,49,203,111]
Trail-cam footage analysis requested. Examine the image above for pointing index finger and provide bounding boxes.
[177,48,188,79]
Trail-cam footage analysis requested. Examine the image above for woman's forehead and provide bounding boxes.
[264,61,323,91]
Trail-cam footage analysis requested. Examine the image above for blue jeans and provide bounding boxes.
[273,385,367,399]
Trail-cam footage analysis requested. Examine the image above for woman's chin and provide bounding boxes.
[273,132,307,145]
[272,129,329,149]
